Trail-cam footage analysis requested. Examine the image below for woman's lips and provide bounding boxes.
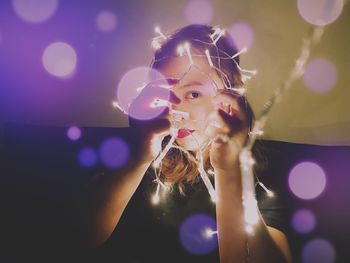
[177,129,195,139]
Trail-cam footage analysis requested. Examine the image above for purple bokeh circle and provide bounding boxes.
[228,22,255,51]
[292,208,316,234]
[96,10,118,32]
[116,66,170,120]
[303,58,338,94]
[302,238,336,263]
[179,213,218,255]
[12,0,58,24]
[297,0,343,26]
[99,137,130,168]
[78,147,97,168]
[185,0,213,25]
[288,161,327,200]
[67,126,82,141]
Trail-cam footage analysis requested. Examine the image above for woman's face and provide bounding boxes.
[158,53,236,152]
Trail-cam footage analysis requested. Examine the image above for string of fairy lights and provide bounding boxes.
[113,24,325,236]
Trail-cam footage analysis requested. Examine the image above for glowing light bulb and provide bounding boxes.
[243,197,259,225]
[155,26,167,39]
[245,225,254,234]
[204,228,218,239]
[210,27,225,44]
[205,49,214,67]
[152,194,160,205]
[231,47,247,59]
[150,98,170,108]
[258,182,274,197]
[177,45,185,56]
[183,42,194,65]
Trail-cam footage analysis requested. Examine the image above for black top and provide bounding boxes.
[0,124,289,262]
[93,169,288,263]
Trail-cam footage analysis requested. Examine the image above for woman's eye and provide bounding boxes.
[185,92,201,99]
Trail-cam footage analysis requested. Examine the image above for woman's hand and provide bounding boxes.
[127,83,181,165]
[205,91,249,173]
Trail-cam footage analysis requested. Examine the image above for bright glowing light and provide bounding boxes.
[179,213,218,255]
[231,47,247,59]
[67,126,82,141]
[78,147,97,168]
[205,49,214,67]
[228,22,255,51]
[153,131,177,168]
[302,238,336,263]
[42,42,77,78]
[184,42,194,65]
[185,0,213,25]
[204,227,217,239]
[292,208,316,234]
[258,182,274,197]
[12,0,58,24]
[116,67,169,120]
[150,98,170,108]
[177,45,185,56]
[243,197,259,225]
[154,26,166,39]
[212,29,225,45]
[303,58,338,94]
[96,10,118,32]
[150,134,165,160]
[297,0,343,26]
[151,193,160,205]
[99,137,130,168]
[245,225,254,234]
[288,161,327,200]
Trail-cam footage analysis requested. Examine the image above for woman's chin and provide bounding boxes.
[176,133,207,152]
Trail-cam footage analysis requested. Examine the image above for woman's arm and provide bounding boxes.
[215,163,292,263]
[72,86,180,248]
[207,91,292,262]
[74,159,152,248]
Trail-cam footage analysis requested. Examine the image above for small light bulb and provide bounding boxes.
[151,194,160,205]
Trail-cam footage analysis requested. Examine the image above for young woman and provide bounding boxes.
[77,24,292,262]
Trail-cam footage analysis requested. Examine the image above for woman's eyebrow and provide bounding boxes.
[181,81,203,88]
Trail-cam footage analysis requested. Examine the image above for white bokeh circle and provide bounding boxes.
[42,42,77,78]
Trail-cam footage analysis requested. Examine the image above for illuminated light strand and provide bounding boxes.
[237,65,257,75]
[169,109,190,122]
[151,38,162,50]
[155,26,167,40]
[135,84,147,93]
[183,42,194,65]
[258,181,274,197]
[231,47,248,59]
[198,161,218,203]
[240,26,326,234]
[239,149,259,234]
[210,28,225,45]
[241,74,252,83]
[177,45,185,56]
[248,129,264,137]
[229,87,246,96]
[151,182,161,205]
[204,228,218,239]
[152,128,178,169]
[209,27,222,39]
[129,24,326,230]
[205,49,214,67]
[151,26,167,50]
[112,100,128,114]
[150,98,170,108]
